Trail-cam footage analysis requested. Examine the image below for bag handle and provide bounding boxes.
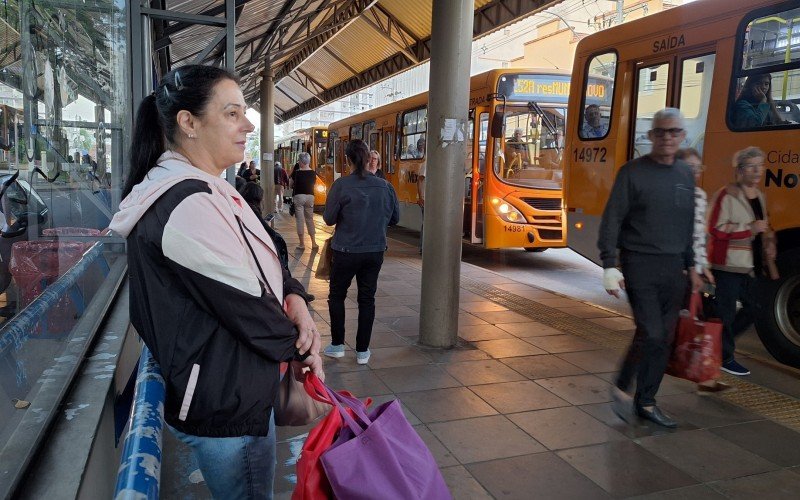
[689,292,703,320]
[306,373,373,435]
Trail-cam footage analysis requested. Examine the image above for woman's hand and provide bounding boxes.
[702,267,715,285]
[285,294,321,356]
[300,353,325,382]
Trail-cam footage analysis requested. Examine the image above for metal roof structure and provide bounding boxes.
[158,0,560,122]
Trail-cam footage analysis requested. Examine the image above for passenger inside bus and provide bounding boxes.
[505,128,530,168]
[581,104,607,138]
[731,73,786,128]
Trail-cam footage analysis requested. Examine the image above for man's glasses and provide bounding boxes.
[651,127,684,138]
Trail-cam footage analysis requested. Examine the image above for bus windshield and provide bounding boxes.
[493,104,565,190]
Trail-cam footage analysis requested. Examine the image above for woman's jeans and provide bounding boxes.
[711,269,757,363]
[328,250,384,352]
[169,413,276,499]
[293,194,316,241]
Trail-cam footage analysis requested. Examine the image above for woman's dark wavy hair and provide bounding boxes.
[345,139,369,179]
[123,65,239,197]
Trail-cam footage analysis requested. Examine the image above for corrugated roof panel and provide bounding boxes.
[325,18,402,73]
[378,0,431,40]
[278,77,316,103]
[296,49,355,89]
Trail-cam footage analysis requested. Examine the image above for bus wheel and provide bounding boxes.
[524,247,547,253]
[756,249,800,368]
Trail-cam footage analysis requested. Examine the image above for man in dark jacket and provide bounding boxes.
[598,108,702,428]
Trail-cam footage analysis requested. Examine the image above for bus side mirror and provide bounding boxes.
[491,111,504,138]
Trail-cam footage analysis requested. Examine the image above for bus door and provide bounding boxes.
[380,127,394,183]
[468,107,489,244]
[630,50,715,161]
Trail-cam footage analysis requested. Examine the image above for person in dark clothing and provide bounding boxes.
[237,161,248,177]
[731,73,785,129]
[274,161,290,212]
[241,181,264,219]
[109,65,322,499]
[322,139,400,365]
[242,161,260,182]
[599,108,702,428]
[290,153,318,250]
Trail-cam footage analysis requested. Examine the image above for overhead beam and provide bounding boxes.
[275,0,554,121]
[359,11,418,64]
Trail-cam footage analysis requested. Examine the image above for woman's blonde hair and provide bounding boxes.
[369,150,381,163]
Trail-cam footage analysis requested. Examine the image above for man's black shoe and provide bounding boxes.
[636,405,677,428]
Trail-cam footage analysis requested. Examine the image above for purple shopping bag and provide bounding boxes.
[319,384,452,500]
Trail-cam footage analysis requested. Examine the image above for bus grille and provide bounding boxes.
[538,229,562,240]
[521,198,561,211]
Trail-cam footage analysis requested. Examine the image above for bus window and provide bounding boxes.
[363,121,375,149]
[729,4,800,130]
[350,124,363,140]
[495,107,565,189]
[579,52,616,140]
[678,54,715,155]
[327,132,337,165]
[632,63,670,159]
[400,107,427,159]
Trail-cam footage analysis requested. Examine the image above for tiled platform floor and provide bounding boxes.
[162,212,800,499]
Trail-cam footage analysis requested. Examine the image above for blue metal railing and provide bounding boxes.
[114,346,165,500]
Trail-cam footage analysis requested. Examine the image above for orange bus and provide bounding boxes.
[564,0,800,366]
[274,126,328,206]
[325,68,593,250]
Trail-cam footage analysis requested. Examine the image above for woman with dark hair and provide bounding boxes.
[111,64,322,499]
[237,161,248,177]
[322,139,399,365]
[731,74,784,128]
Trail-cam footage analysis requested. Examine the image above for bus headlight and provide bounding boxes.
[490,197,525,223]
[315,184,326,193]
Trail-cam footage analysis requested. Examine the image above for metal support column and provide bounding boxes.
[419,0,473,348]
[260,68,276,217]
[225,0,237,185]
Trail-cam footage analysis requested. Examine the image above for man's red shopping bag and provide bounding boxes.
[292,374,371,500]
[666,293,723,383]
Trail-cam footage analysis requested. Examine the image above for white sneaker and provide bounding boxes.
[323,344,345,358]
[356,350,371,365]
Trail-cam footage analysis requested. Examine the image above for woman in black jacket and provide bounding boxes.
[110,65,322,499]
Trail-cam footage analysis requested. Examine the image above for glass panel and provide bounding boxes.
[730,69,800,129]
[741,6,800,71]
[679,54,716,154]
[0,0,128,467]
[362,121,375,147]
[632,63,670,158]
[493,106,565,189]
[579,53,616,140]
[400,107,427,160]
[349,124,362,140]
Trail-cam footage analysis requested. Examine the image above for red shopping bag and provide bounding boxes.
[293,374,371,500]
[666,293,723,383]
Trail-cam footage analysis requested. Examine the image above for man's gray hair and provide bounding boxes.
[298,152,311,165]
[652,108,685,129]
[733,146,765,169]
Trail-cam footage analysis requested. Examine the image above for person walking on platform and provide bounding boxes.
[322,139,399,365]
[599,108,702,428]
[368,149,385,179]
[274,161,289,212]
[675,148,731,394]
[707,146,777,377]
[109,65,322,500]
[290,152,318,250]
